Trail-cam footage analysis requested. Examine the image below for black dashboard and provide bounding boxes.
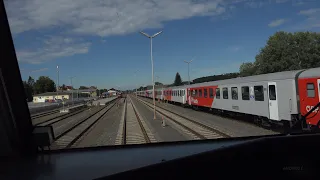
[1,133,319,180]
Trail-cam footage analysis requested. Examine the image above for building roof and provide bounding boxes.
[33,92,71,97]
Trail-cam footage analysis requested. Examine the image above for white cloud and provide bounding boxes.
[299,8,320,15]
[4,0,298,64]
[275,0,289,3]
[296,8,320,30]
[268,18,287,27]
[245,1,267,8]
[5,0,228,36]
[20,68,48,73]
[17,36,91,64]
[292,0,305,6]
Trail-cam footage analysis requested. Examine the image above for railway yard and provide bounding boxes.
[31,94,278,150]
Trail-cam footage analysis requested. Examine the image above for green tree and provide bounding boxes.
[34,76,56,94]
[79,86,88,90]
[61,84,67,91]
[155,82,163,86]
[192,73,239,84]
[245,31,320,76]
[173,72,183,86]
[27,76,35,95]
[239,62,256,77]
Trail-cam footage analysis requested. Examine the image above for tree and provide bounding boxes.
[23,81,33,102]
[79,86,88,90]
[61,84,67,91]
[34,76,56,94]
[239,62,256,77]
[27,76,35,95]
[192,73,239,84]
[242,31,320,76]
[173,72,183,86]
[155,82,163,86]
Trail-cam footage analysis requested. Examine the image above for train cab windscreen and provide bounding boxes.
[2,0,320,151]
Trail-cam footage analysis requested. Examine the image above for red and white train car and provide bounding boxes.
[136,67,320,129]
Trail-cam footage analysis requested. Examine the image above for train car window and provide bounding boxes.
[195,89,198,97]
[179,90,182,96]
[199,89,202,97]
[231,87,238,100]
[241,86,249,100]
[209,88,214,98]
[204,89,208,98]
[192,90,195,97]
[216,88,220,99]
[269,85,276,100]
[223,87,228,99]
[254,86,264,101]
[307,83,315,98]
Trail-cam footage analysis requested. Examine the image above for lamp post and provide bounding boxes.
[183,60,193,85]
[140,30,163,120]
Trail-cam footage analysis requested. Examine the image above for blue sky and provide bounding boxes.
[4,0,320,90]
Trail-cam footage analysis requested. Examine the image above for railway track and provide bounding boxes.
[118,96,151,145]
[31,109,60,119]
[34,107,89,126]
[134,95,231,140]
[50,98,119,149]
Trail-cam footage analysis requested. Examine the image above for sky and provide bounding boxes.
[4,0,320,90]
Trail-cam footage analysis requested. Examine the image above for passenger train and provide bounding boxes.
[136,67,320,129]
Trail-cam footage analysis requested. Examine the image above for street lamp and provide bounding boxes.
[140,30,163,120]
[183,59,193,85]
[69,76,76,105]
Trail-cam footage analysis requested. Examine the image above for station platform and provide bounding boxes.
[92,97,118,106]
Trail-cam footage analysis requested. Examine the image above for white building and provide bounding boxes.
[33,92,71,103]
[108,88,118,96]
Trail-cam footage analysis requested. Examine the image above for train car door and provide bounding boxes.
[268,82,279,120]
[318,79,320,102]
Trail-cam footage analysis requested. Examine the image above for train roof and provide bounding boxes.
[299,67,320,78]
[139,67,320,91]
[185,69,304,88]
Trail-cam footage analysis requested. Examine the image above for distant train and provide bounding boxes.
[136,67,320,129]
